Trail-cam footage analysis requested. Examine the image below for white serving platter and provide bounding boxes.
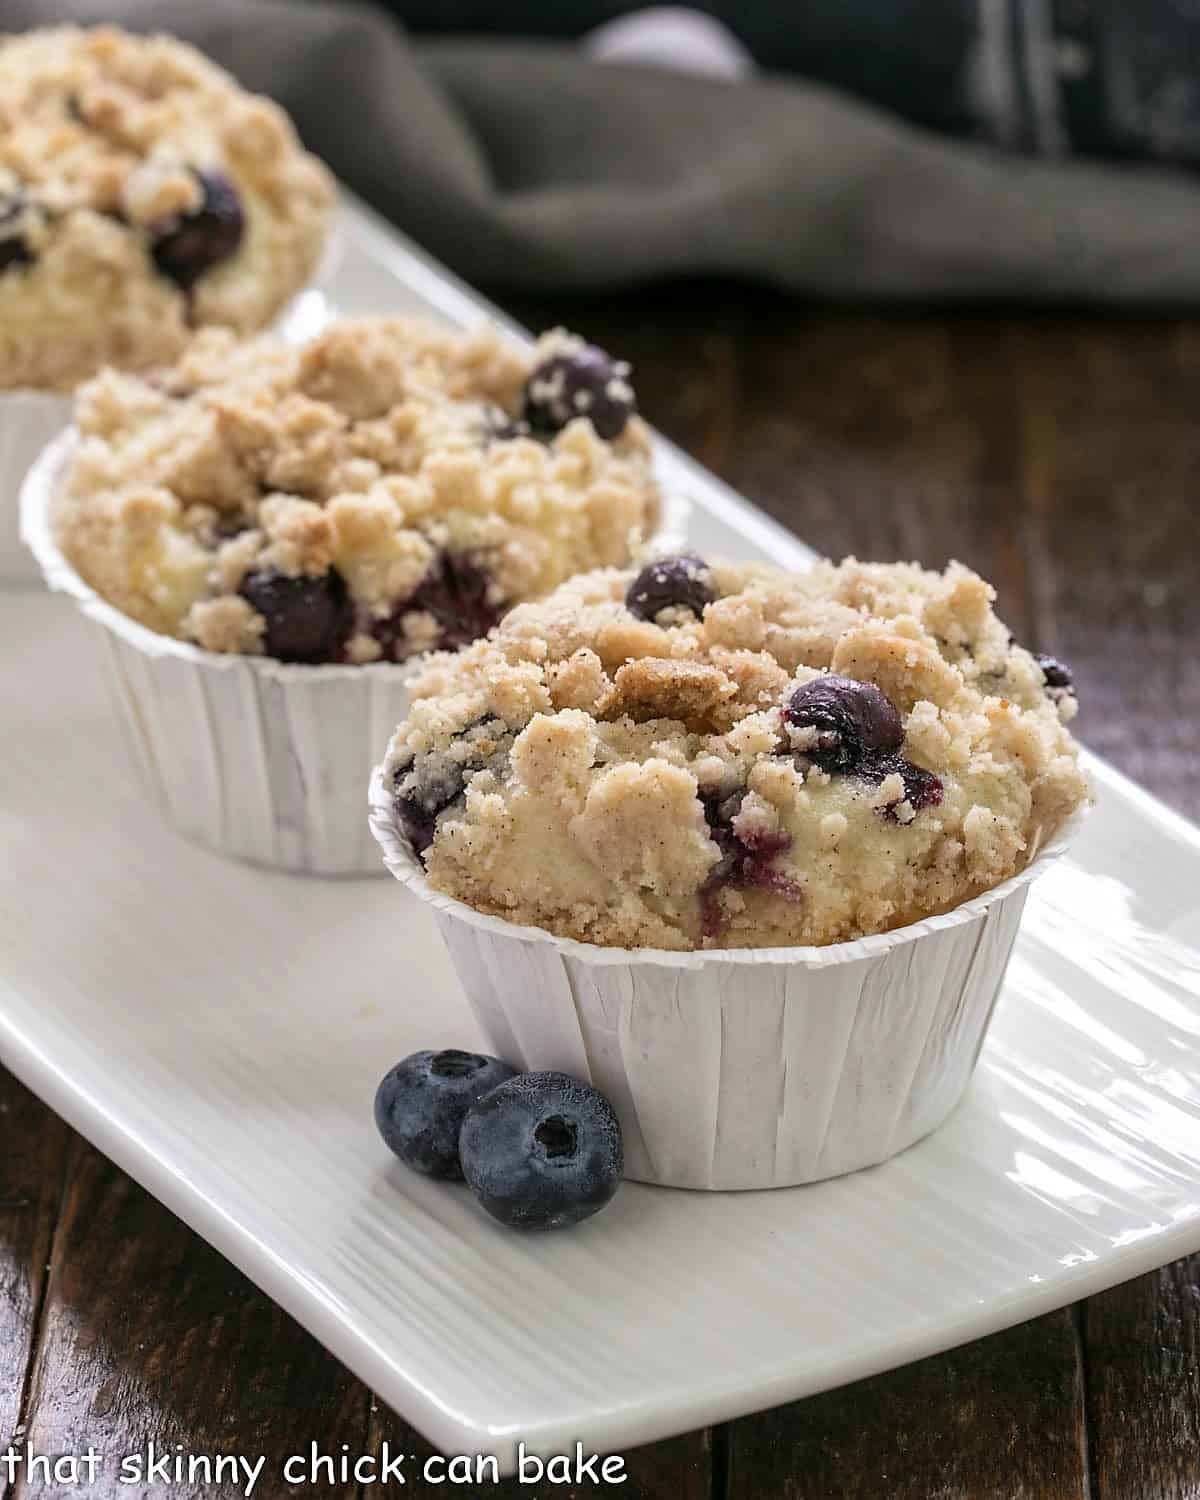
[3,193,1200,1468]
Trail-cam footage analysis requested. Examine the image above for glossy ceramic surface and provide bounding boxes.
[2,193,1199,1466]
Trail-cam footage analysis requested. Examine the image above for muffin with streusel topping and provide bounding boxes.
[382,555,1088,950]
[54,319,660,663]
[25,314,662,874]
[0,26,335,391]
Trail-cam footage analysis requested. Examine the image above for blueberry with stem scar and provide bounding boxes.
[375,1050,519,1180]
[460,1071,623,1231]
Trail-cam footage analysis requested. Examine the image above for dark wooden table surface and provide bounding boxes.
[4,286,1199,1498]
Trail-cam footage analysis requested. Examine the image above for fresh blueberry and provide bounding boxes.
[372,552,502,661]
[150,169,244,290]
[375,1050,519,1180]
[460,1071,623,1231]
[625,553,715,622]
[698,786,801,937]
[1037,653,1074,692]
[524,343,636,441]
[393,757,463,854]
[239,566,351,662]
[784,675,904,772]
[392,716,510,854]
[872,755,944,820]
[0,236,30,272]
[0,191,33,272]
[782,675,941,823]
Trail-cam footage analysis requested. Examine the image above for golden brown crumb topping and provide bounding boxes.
[0,26,334,390]
[56,319,661,663]
[385,557,1088,950]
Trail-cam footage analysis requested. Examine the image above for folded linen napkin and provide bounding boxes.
[8,0,1200,302]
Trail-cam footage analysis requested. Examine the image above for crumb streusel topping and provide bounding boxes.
[56,319,660,662]
[384,557,1088,950]
[0,26,334,391]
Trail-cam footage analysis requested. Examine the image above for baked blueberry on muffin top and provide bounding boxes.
[0,26,334,391]
[384,558,1088,950]
[55,319,660,662]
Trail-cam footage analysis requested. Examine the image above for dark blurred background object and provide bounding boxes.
[390,0,1200,165]
[396,1,979,142]
[8,0,1200,301]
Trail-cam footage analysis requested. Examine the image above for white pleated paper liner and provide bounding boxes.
[0,390,73,583]
[370,764,1087,1190]
[22,432,415,876]
[22,428,690,875]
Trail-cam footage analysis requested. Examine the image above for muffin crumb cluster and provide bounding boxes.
[0,25,334,391]
[384,557,1088,950]
[55,319,660,662]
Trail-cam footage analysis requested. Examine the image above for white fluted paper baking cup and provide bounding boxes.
[22,429,689,874]
[369,765,1085,1189]
[0,390,73,583]
[22,431,414,875]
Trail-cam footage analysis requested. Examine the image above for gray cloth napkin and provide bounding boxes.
[8,0,1200,302]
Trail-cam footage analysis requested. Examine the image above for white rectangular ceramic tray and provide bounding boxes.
[4,193,1200,1466]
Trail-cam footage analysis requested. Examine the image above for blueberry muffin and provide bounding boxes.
[0,26,334,392]
[55,319,658,662]
[383,556,1088,950]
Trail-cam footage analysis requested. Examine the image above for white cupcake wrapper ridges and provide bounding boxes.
[0,390,73,582]
[23,431,418,875]
[369,763,1086,1190]
[22,428,690,875]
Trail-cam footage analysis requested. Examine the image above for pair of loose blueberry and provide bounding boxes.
[374,1050,623,1232]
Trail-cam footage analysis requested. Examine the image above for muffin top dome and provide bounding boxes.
[383,556,1088,950]
[54,319,660,662]
[0,26,334,390]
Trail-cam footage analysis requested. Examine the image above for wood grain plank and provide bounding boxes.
[1011,318,1200,818]
[1019,322,1200,1497]
[1083,1260,1200,1500]
[0,1069,70,1478]
[722,306,1034,633]
[725,1312,1088,1500]
[11,1140,368,1499]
